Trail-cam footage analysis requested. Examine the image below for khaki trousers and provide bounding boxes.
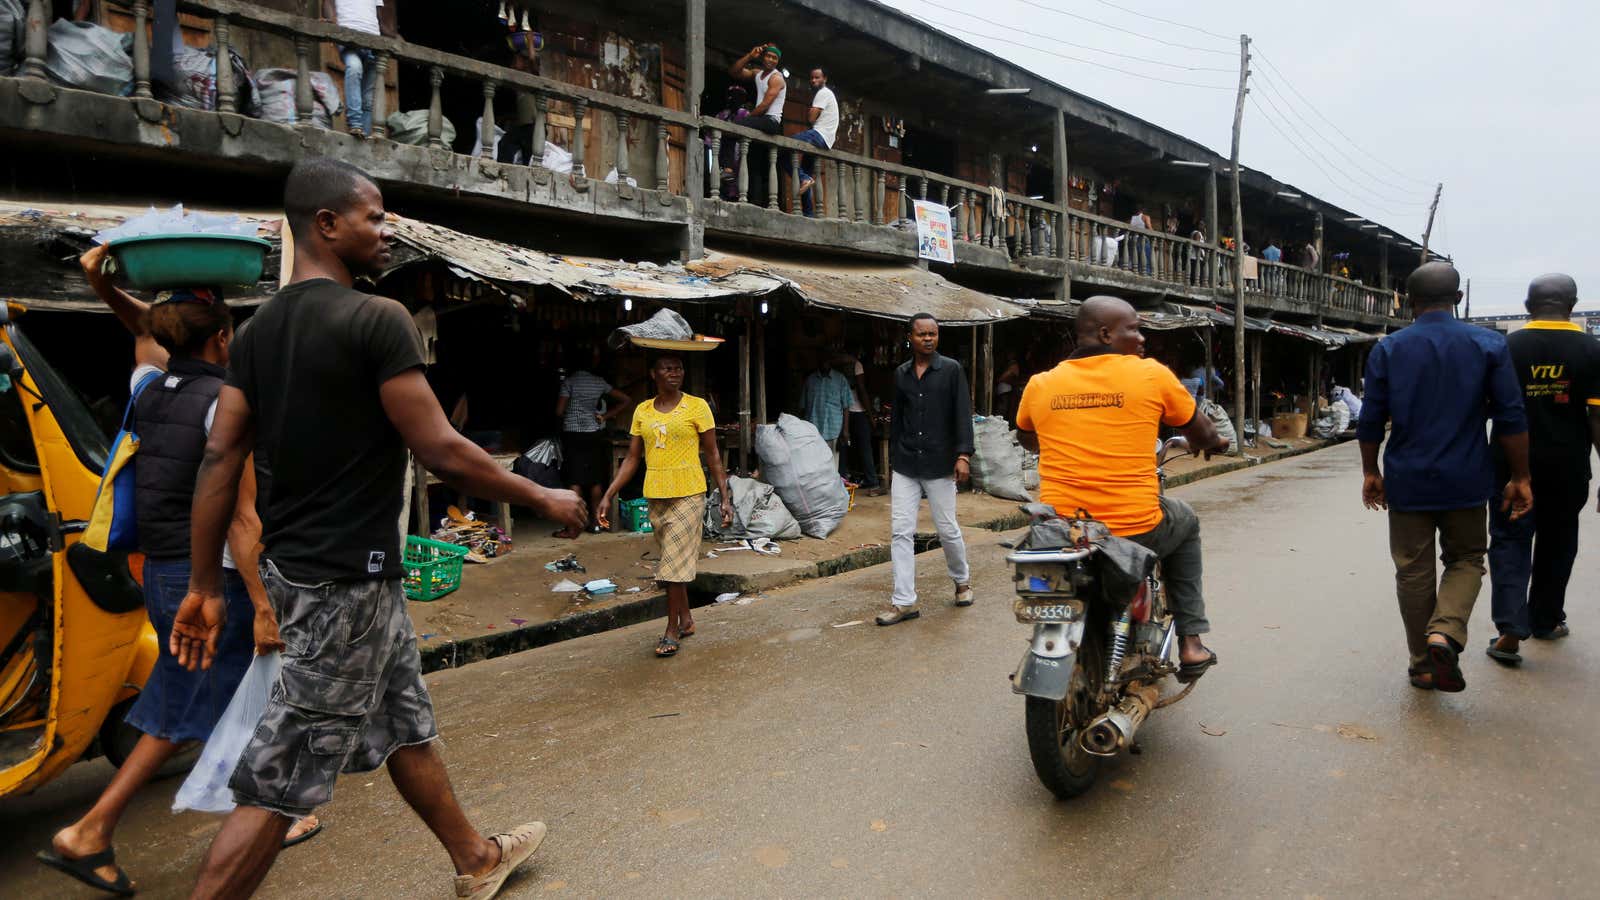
[1388,507,1487,670]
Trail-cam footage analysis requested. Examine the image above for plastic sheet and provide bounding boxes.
[172,652,281,814]
[92,204,257,245]
[754,414,848,539]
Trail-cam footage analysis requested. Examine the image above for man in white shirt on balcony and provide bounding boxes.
[791,67,837,217]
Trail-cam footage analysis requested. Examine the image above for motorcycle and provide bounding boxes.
[1007,435,1198,799]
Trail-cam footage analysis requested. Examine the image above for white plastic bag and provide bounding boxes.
[172,651,281,814]
[542,142,574,174]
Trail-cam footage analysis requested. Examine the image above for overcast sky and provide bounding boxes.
[881,0,1594,316]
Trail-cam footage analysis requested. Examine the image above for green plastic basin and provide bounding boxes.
[107,233,271,290]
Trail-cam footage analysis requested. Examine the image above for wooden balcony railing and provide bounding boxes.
[1063,209,1215,290]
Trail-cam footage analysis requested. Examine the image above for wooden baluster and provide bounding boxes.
[766,142,778,210]
[294,36,315,125]
[20,0,48,81]
[370,52,389,138]
[837,161,850,220]
[130,0,153,99]
[426,66,445,148]
[213,16,236,114]
[613,110,630,182]
[656,120,670,193]
[956,189,968,241]
[939,183,949,212]
[480,80,498,160]
[918,177,928,201]
[737,137,750,203]
[707,130,722,198]
[853,165,866,223]
[893,174,904,223]
[532,92,547,160]
[572,99,589,177]
[788,142,800,214]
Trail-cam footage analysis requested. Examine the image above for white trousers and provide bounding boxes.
[890,474,970,607]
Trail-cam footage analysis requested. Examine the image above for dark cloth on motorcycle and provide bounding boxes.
[1016,504,1156,601]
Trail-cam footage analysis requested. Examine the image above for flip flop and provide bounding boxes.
[282,818,323,849]
[1486,636,1522,667]
[37,848,135,897]
[678,622,696,638]
[1428,641,1466,693]
[1532,623,1570,640]
[654,637,679,657]
[1175,649,1218,684]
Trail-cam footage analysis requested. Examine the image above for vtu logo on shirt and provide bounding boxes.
[1530,365,1565,379]
[367,551,385,573]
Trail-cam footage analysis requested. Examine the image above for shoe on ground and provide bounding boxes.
[1408,668,1435,690]
[454,822,547,898]
[876,604,920,626]
[953,585,975,607]
[1531,623,1571,640]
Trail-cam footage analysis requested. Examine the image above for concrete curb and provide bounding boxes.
[418,436,1344,673]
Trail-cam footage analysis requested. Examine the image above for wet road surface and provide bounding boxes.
[5,442,1599,897]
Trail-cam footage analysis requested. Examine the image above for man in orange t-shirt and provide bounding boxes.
[1016,296,1230,681]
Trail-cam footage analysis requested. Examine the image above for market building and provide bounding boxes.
[3,0,1424,516]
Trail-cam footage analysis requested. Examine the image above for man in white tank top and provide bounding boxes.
[728,43,788,203]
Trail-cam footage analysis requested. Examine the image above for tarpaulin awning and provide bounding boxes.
[685,251,1032,325]
[385,218,784,304]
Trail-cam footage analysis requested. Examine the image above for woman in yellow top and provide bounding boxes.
[598,355,732,657]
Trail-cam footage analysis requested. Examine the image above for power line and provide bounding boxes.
[1251,65,1429,197]
[1248,80,1431,211]
[1007,0,1236,55]
[1253,48,1435,188]
[909,0,1235,73]
[1082,0,1236,42]
[899,10,1235,89]
[1248,94,1427,224]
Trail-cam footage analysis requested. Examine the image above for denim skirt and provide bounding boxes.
[124,557,256,743]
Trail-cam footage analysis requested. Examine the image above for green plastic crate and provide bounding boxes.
[619,497,652,533]
[107,233,271,290]
[403,535,468,601]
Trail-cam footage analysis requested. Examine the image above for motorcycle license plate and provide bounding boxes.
[1013,599,1082,624]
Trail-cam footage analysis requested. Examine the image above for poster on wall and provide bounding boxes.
[913,200,955,264]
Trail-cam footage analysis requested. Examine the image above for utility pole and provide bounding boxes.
[1418,181,1443,266]
[1464,278,1472,320]
[1229,34,1251,452]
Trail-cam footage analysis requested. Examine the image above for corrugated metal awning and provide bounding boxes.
[385,217,784,303]
[684,251,1032,325]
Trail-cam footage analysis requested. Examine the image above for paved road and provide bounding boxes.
[5,442,1599,898]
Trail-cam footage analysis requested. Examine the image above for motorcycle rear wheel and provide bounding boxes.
[1024,627,1105,800]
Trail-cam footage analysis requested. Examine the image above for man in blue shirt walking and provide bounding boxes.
[1357,263,1533,693]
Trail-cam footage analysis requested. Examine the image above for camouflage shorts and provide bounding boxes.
[229,559,437,819]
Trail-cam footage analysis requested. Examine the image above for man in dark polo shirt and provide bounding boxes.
[1487,274,1600,664]
[1357,262,1532,693]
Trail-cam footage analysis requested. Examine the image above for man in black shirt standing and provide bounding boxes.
[172,158,587,898]
[877,313,975,626]
[1488,274,1600,664]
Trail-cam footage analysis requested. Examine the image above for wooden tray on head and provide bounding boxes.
[628,335,726,351]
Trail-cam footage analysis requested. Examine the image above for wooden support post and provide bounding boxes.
[1251,333,1263,450]
[1203,329,1215,402]
[20,0,48,81]
[740,304,752,469]
[655,120,670,193]
[532,92,547,160]
[480,80,499,160]
[131,0,153,99]
[1206,166,1220,289]
[882,171,893,225]
[684,0,706,255]
[1379,239,1390,290]
[212,16,236,113]
[1229,34,1251,454]
[426,66,445,148]
[370,52,389,138]
[294,35,315,125]
[1054,108,1071,299]
[755,313,768,425]
[969,330,978,409]
[981,324,995,416]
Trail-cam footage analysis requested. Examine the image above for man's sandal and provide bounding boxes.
[655,637,680,657]
[453,823,547,898]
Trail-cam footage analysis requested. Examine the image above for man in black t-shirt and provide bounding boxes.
[172,158,587,898]
[1488,273,1600,663]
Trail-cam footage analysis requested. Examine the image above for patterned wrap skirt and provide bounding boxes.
[648,493,704,584]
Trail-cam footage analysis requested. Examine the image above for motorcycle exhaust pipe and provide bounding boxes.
[1079,684,1160,757]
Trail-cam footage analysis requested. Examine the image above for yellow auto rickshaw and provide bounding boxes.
[0,299,159,798]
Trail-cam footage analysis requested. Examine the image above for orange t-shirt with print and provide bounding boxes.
[1016,351,1197,535]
